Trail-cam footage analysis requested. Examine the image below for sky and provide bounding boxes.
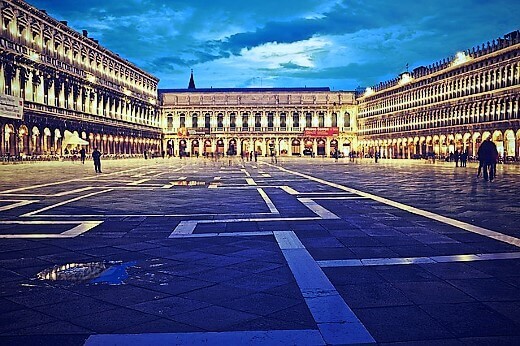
[27,0,519,91]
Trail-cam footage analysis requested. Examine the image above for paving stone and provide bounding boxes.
[419,302,520,338]
[1,159,519,343]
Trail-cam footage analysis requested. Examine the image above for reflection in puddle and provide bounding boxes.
[37,261,137,285]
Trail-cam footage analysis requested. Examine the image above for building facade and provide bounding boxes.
[356,31,520,160]
[1,0,518,162]
[0,0,161,159]
[160,86,357,157]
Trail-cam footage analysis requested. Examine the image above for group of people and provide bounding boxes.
[451,150,469,167]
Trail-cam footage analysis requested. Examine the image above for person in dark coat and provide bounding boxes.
[79,148,86,164]
[477,138,498,181]
[460,150,468,167]
[92,148,102,173]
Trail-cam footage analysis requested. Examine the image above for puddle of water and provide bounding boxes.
[90,261,137,285]
[37,261,137,285]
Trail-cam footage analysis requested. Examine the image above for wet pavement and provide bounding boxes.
[0,157,519,345]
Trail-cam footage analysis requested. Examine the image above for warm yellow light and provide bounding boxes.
[123,88,132,96]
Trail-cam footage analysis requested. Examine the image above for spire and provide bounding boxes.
[188,69,196,89]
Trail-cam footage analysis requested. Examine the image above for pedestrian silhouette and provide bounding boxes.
[79,148,86,164]
[477,138,498,181]
[92,148,102,173]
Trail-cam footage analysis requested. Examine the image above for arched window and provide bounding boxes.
[318,112,324,127]
[166,114,173,131]
[267,113,274,128]
[331,112,337,127]
[293,112,300,128]
[280,113,287,128]
[305,113,312,127]
[255,113,261,128]
[192,113,198,128]
[344,112,351,128]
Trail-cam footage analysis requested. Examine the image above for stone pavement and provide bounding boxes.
[0,157,519,345]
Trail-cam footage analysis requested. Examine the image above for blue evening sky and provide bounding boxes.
[27,0,519,91]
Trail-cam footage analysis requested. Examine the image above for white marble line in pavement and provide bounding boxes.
[168,217,322,238]
[280,186,300,195]
[85,329,325,346]
[246,177,257,185]
[24,212,276,218]
[0,166,148,194]
[274,165,520,249]
[318,252,520,268]
[126,178,150,186]
[0,200,38,212]
[170,231,273,238]
[0,220,103,239]
[257,188,279,214]
[20,189,113,217]
[273,231,375,345]
[298,198,340,219]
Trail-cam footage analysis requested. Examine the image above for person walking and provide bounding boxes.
[92,148,102,173]
[454,150,460,167]
[79,147,86,164]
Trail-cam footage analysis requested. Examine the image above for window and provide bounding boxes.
[293,113,299,128]
[344,112,351,128]
[306,113,312,127]
[205,114,211,128]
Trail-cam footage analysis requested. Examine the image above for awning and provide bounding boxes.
[63,130,89,146]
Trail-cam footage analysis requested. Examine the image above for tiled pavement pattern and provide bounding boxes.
[0,157,519,345]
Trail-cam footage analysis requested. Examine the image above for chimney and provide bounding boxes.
[82,30,88,37]
[60,21,68,26]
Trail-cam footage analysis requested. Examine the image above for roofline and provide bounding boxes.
[159,87,332,93]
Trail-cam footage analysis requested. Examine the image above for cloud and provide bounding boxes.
[25,0,520,90]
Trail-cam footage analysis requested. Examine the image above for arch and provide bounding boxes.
[18,125,30,156]
[191,139,200,156]
[254,138,264,156]
[279,139,289,155]
[3,124,16,156]
[291,138,301,156]
[227,138,237,156]
[504,129,516,159]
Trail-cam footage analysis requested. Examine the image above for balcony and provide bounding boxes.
[24,101,161,132]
